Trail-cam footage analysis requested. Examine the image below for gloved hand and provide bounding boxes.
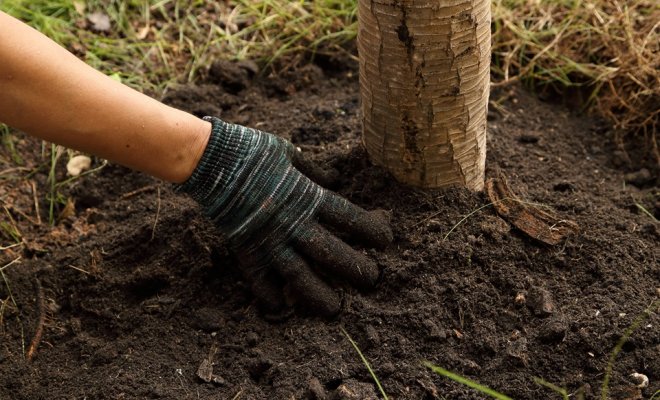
[177,117,393,316]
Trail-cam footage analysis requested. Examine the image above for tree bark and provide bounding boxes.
[358,0,490,190]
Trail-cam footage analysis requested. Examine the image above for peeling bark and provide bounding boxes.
[359,0,491,190]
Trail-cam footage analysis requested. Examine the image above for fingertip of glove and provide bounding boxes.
[294,285,341,317]
[365,209,394,249]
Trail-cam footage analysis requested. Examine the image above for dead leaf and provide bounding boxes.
[486,175,578,245]
[87,11,111,33]
[58,198,76,222]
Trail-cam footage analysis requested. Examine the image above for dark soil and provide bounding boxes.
[1,59,658,400]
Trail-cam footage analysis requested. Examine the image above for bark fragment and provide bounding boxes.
[486,175,579,245]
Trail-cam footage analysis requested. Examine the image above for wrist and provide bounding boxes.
[170,116,212,183]
[176,117,252,203]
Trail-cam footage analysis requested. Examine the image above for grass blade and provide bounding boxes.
[341,327,389,400]
[423,361,514,400]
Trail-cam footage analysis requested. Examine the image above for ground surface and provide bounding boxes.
[1,59,658,400]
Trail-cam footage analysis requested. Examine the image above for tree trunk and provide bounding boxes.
[358,0,490,190]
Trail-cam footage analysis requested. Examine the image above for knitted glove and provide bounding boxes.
[177,117,393,316]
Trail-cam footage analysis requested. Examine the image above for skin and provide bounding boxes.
[0,11,210,183]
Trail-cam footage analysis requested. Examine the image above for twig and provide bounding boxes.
[0,167,32,176]
[26,278,46,362]
[30,180,42,225]
[6,204,39,226]
[119,184,159,200]
[0,296,7,332]
[0,256,22,273]
[0,243,22,251]
[151,186,161,241]
[67,264,91,275]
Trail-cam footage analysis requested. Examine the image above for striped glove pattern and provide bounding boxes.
[177,117,393,316]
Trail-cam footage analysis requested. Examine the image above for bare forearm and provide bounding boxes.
[0,11,210,182]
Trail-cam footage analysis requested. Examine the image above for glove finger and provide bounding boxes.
[291,149,340,189]
[317,191,393,249]
[272,248,341,317]
[292,223,379,290]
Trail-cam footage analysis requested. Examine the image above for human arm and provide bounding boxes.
[0,11,210,183]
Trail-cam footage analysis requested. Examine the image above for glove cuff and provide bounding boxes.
[175,116,251,204]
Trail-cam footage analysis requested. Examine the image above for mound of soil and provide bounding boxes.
[1,59,658,399]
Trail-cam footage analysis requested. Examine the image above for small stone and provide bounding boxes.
[629,372,649,388]
[529,287,555,316]
[514,292,526,305]
[210,375,226,386]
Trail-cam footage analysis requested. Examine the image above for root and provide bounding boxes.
[26,278,45,362]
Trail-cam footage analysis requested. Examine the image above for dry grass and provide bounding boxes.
[492,0,659,153]
[1,0,657,140]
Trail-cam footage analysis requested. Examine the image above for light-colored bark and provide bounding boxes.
[358,0,491,190]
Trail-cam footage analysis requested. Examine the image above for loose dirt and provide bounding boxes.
[1,59,658,399]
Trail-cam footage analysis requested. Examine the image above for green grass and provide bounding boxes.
[423,361,514,400]
[1,0,222,94]
[1,126,23,166]
[341,327,389,400]
[0,0,358,96]
[0,207,22,244]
